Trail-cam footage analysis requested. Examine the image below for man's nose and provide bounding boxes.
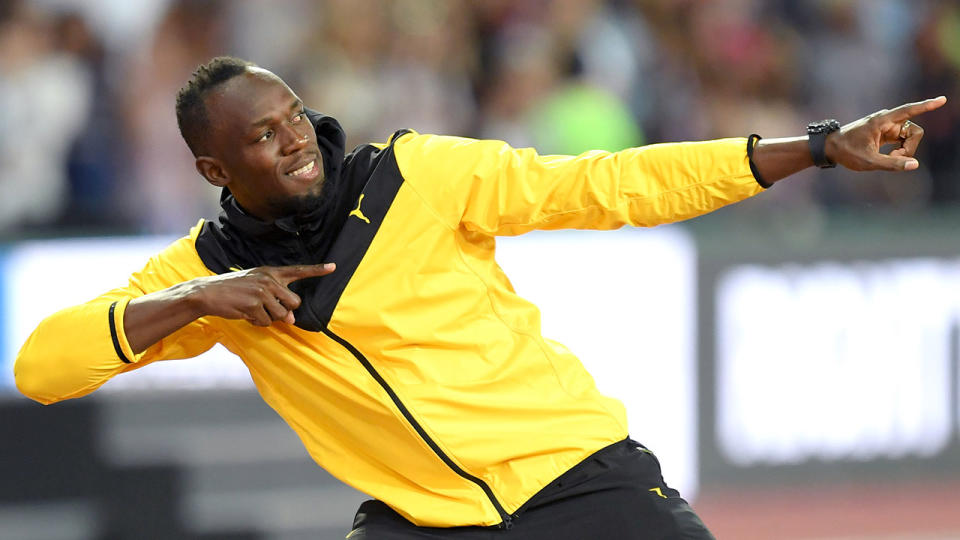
[280,125,309,155]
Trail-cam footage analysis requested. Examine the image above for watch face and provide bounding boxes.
[808,120,840,134]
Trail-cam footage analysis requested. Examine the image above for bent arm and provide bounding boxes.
[14,267,223,405]
[14,231,221,404]
[14,291,219,404]
[14,248,335,404]
[123,262,334,353]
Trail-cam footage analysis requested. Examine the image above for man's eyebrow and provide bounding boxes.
[249,99,304,128]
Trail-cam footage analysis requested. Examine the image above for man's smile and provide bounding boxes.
[287,159,317,178]
[283,154,322,185]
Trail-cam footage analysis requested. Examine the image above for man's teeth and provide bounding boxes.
[290,161,315,176]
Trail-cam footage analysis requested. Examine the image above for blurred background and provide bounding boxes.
[2,0,960,539]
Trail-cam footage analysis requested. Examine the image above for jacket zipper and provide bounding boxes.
[295,230,311,261]
[321,327,515,529]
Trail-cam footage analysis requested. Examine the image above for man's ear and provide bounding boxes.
[195,157,230,187]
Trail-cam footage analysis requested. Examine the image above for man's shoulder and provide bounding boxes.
[150,220,212,276]
[345,129,416,161]
[339,130,419,191]
[125,221,212,293]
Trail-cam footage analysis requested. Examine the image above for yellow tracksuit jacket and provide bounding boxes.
[14,128,763,527]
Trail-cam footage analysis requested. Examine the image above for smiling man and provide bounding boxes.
[187,65,326,221]
[14,56,946,539]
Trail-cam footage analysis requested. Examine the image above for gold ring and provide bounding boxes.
[899,120,914,140]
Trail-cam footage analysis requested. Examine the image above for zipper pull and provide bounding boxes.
[499,515,514,530]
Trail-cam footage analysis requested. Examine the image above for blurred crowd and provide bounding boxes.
[1,0,959,235]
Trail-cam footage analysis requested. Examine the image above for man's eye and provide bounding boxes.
[292,112,304,123]
[257,130,273,142]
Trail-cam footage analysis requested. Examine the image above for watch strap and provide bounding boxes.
[807,119,841,169]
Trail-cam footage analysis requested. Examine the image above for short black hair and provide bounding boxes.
[175,56,256,156]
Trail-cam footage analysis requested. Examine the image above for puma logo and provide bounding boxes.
[349,194,370,224]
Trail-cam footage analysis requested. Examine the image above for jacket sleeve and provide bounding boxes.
[14,226,223,405]
[392,132,765,236]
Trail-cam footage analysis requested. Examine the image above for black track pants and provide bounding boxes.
[345,439,715,540]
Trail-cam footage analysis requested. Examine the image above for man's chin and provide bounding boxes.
[272,182,328,219]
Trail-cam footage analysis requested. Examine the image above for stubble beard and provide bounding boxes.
[269,176,327,218]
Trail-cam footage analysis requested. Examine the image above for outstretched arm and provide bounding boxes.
[752,96,947,184]
[394,97,946,236]
[395,133,767,235]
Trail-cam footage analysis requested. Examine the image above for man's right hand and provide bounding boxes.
[125,263,336,354]
[188,263,336,326]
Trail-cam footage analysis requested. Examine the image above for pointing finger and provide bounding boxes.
[887,96,947,122]
[273,263,337,285]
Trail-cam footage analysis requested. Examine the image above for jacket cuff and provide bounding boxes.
[746,134,771,188]
[109,298,145,364]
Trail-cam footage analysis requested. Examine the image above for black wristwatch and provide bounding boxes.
[807,119,841,168]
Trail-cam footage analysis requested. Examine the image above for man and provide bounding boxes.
[14,57,945,539]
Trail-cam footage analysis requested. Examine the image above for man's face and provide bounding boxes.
[199,68,324,221]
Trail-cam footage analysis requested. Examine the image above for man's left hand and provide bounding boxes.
[826,96,947,172]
